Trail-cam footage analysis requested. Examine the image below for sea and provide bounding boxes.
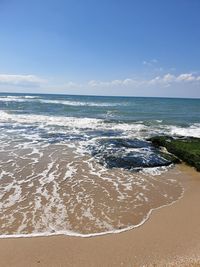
[0,93,199,238]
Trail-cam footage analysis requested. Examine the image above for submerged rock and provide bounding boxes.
[89,138,179,170]
[149,136,200,172]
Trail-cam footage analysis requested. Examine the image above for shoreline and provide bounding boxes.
[0,164,200,266]
[0,171,184,240]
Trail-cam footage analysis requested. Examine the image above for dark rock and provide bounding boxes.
[89,138,178,170]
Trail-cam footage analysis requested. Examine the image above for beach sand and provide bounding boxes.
[0,164,200,267]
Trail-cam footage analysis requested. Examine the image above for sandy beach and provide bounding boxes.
[0,164,199,267]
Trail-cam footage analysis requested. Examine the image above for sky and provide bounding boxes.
[0,0,200,98]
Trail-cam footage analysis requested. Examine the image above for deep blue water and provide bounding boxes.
[0,93,199,127]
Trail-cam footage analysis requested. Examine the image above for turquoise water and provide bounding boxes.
[0,93,199,125]
[0,93,199,140]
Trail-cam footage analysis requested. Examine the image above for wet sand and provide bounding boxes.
[0,164,200,266]
[0,143,183,236]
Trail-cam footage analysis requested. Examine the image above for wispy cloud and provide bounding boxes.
[0,74,47,87]
[64,73,200,90]
[142,59,166,73]
[88,78,138,87]
[143,59,158,66]
[65,81,82,88]
[1,72,199,94]
[89,73,200,88]
[148,73,200,86]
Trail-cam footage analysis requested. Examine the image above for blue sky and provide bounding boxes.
[0,0,200,97]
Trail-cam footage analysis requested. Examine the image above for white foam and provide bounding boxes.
[0,184,184,239]
[0,97,27,102]
[1,110,199,139]
[63,163,77,180]
[0,183,22,209]
[0,111,102,129]
[0,170,11,180]
[0,95,122,107]
[24,95,38,99]
[169,124,200,138]
[38,99,119,107]
[0,111,149,141]
[140,166,171,176]
[0,133,184,239]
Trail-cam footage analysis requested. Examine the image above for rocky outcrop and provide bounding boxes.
[89,138,179,170]
[149,136,200,172]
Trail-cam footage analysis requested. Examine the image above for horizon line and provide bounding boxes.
[0,91,199,100]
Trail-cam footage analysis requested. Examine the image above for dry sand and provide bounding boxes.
[0,164,200,267]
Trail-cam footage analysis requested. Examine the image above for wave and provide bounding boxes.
[0,95,39,102]
[0,96,120,107]
[170,123,200,138]
[38,99,119,107]
[0,111,199,138]
[0,111,103,129]
[24,95,39,99]
[0,97,27,102]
